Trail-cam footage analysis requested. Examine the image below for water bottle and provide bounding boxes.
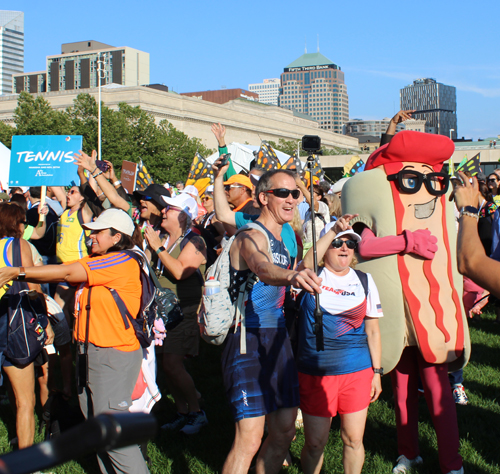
[204,277,220,296]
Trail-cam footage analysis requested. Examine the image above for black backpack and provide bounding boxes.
[4,238,48,365]
[105,250,183,348]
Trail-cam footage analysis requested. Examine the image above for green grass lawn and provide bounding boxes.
[1,310,499,473]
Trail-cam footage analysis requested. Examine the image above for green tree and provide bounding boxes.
[0,122,14,148]
[14,91,72,136]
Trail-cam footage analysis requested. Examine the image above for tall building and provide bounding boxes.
[278,52,349,132]
[13,40,149,94]
[345,118,404,139]
[400,78,457,139]
[248,78,280,106]
[0,11,24,95]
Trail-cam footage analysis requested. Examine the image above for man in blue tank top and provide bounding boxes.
[221,169,322,474]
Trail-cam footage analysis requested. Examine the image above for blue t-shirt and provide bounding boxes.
[296,268,383,376]
[235,212,297,260]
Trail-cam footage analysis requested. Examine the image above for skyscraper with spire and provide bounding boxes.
[0,10,24,95]
[278,50,348,132]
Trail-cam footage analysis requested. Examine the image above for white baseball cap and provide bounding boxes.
[182,185,199,197]
[331,177,350,194]
[83,208,135,236]
[161,193,198,220]
[320,222,362,242]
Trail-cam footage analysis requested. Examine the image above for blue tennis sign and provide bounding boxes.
[9,135,83,187]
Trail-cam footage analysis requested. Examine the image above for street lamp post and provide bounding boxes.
[449,129,455,140]
[97,55,105,162]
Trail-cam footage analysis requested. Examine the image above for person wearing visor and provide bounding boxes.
[224,174,260,216]
[297,218,383,474]
[0,208,149,474]
[143,193,208,435]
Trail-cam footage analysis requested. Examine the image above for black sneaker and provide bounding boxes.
[180,410,208,434]
[161,412,188,431]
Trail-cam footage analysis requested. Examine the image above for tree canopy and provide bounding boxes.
[2,92,214,184]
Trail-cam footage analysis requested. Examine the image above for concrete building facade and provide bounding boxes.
[248,78,280,105]
[13,41,149,94]
[0,11,24,95]
[0,85,359,151]
[180,88,258,104]
[345,118,404,138]
[400,78,457,139]
[278,52,349,133]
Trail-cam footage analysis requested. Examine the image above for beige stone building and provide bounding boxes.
[0,84,359,150]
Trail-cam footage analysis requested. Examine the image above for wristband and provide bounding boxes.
[92,171,103,179]
[92,167,98,174]
[459,206,479,221]
[113,180,121,187]
[156,246,166,255]
[17,267,26,281]
[373,367,384,376]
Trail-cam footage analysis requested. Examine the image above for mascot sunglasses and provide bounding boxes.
[387,170,449,196]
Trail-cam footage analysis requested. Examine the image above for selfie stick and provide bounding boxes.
[307,155,324,351]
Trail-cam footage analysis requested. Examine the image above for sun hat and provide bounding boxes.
[83,208,135,236]
[161,193,198,221]
[331,177,350,194]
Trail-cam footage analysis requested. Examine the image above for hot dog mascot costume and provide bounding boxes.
[342,130,469,474]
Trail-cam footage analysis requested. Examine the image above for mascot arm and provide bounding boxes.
[358,227,438,260]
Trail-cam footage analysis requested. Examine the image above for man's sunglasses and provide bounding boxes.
[265,188,301,199]
[224,185,244,192]
[331,239,357,249]
[387,170,449,196]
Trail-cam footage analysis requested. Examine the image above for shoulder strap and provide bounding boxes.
[236,222,273,258]
[12,238,21,267]
[84,287,92,355]
[354,269,369,299]
[77,208,85,227]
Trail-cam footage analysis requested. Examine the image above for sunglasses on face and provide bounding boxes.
[265,188,301,199]
[488,178,498,182]
[387,170,449,196]
[224,185,244,192]
[331,239,357,249]
[164,205,182,213]
[202,196,212,201]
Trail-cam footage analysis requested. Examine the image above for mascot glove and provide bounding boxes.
[403,229,438,259]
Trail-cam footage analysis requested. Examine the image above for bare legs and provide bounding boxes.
[301,408,368,474]
[163,353,200,414]
[3,363,36,449]
[222,407,297,474]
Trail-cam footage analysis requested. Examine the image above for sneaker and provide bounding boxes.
[446,468,464,474]
[452,384,469,405]
[180,410,208,434]
[161,412,188,431]
[393,455,423,473]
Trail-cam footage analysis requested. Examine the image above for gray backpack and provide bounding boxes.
[198,223,272,354]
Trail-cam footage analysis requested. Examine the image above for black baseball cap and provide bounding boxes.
[134,184,171,208]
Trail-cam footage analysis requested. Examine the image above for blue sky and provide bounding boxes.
[6,0,499,140]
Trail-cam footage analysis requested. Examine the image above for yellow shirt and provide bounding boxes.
[56,209,89,264]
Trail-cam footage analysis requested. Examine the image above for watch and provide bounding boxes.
[373,368,384,376]
[459,206,479,220]
[156,246,166,256]
[17,267,26,281]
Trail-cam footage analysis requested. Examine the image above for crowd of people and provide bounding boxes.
[0,112,496,474]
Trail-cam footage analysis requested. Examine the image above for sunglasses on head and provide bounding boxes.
[265,188,300,199]
[331,238,357,249]
[387,170,449,196]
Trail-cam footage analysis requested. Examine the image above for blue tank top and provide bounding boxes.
[229,222,290,329]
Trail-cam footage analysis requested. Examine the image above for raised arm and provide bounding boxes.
[49,186,67,211]
[29,204,48,240]
[300,214,358,270]
[73,151,130,212]
[453,171,500,295]
[212,158,236,227]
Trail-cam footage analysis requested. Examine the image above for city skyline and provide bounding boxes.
[3,1,499,140]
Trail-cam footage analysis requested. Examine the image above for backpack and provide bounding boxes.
[198,223,272,354]
[4,238,48,365]
[105,250,183,348]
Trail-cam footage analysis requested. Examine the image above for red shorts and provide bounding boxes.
[298,367,373,417]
